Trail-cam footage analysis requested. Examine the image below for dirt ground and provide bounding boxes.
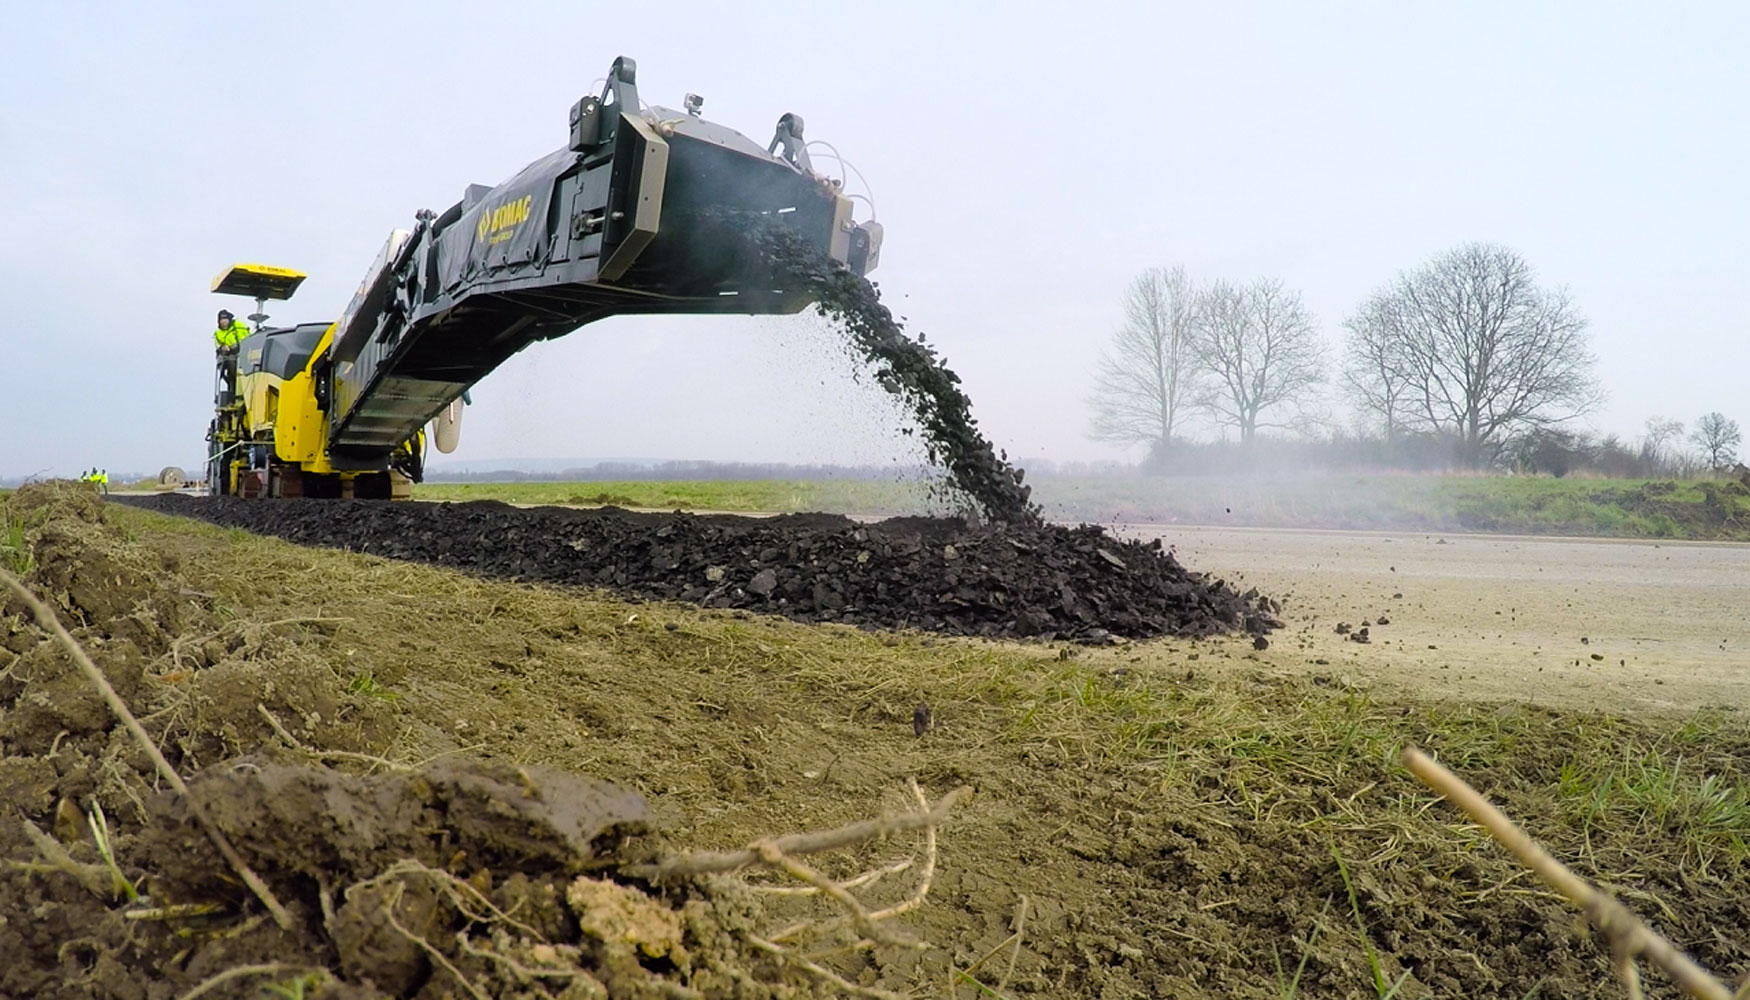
[1125,525,1750,716]
[4,487,1748,999]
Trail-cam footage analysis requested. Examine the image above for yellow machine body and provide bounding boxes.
[269,326,334,471]
[209,312,421,499]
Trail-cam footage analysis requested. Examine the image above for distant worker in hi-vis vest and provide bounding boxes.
[214,309,246,406]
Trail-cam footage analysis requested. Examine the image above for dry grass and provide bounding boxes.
[102,503,1750,997]
[1406,747,1743,1000]
[117,493,1750,839]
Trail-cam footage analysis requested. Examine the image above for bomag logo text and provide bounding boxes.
[476,195,534,245]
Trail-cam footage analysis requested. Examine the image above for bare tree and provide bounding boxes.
[1641,416,1685,476]
[1190,278,1327,444]
[1690,412,1740,470]
[1341,291,1413,442]
[1086,266,1199,451]
[1369,244,1598,468]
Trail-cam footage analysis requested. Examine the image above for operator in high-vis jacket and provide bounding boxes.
[214,309,247,349]
[214,309,246,406]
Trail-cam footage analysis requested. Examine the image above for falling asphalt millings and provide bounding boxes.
[749,220,1040,525]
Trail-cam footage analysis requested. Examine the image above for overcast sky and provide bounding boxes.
[2,2,1745,477]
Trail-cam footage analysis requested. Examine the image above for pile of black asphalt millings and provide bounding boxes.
[127,495,1280,642]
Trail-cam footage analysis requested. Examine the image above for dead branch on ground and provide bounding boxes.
[658,779,969,997]
[1404,745,1738,1000]
[630,782,971,880]
[256,702,412,773]
[357,779,969,1000]
[351,858,548,942]
[380,882,493,1000]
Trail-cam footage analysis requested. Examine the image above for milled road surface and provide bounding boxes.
[492,502,1748,714]
[1118,524,1750,716]
[141,490,1748,713]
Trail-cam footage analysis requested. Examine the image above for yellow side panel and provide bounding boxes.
[262,323,420,481]
[273,324,338,474]
[238,370,284,430]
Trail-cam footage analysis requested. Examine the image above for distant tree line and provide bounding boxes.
[426,460,928,483]
[1507,413,1740,478]
[1135,414,1740,479]
[423,458,1141,483]
[1087,266,1326,449]
[1088,242,1737,478]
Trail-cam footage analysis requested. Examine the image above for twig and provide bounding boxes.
[746,934,905,1000]
[174,963,327,1000]
[0,568,297,932]
[2,860,70,875]
[780,777,945,952]
[632,785,972,880]
[124,901,226,921]
[781,778,943,947]
[1617,950,1647,1000]
[1000,894,1029,991]
[719,781,966,994]
[256,703,410,772]
[456,934,581,982]
[255,702,308,748]
[213,913,267,941]
[1403,746,1734,1000]
[351,858,547,942]
[868,778,939,923]
[19,818,111,899]
[383,883,490,1000]
[957,894,1029,993]
[756,842,901,947]
[751,858,913,896]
